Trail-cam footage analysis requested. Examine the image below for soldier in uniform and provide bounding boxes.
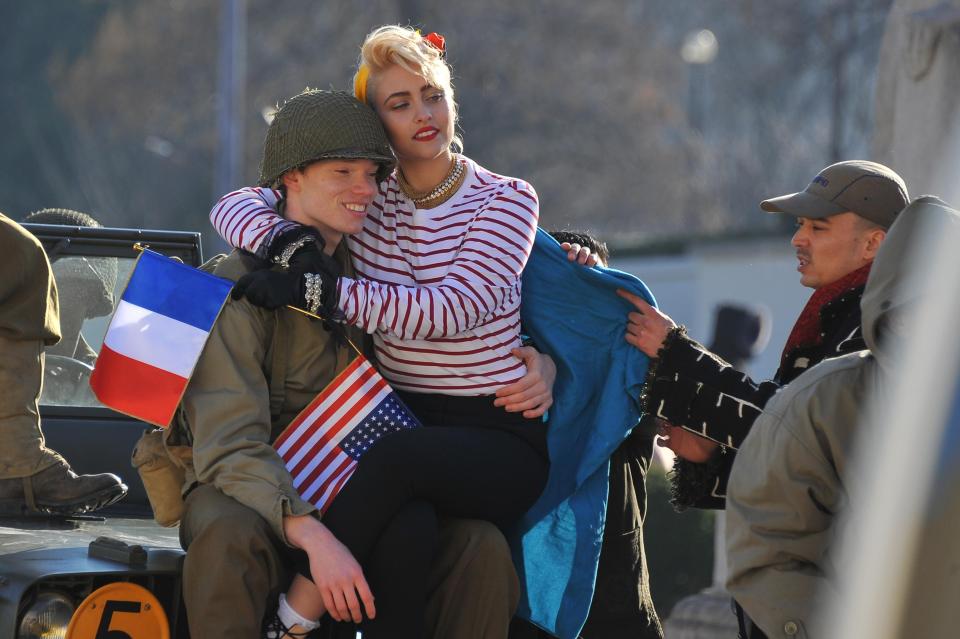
[21,208,118,406]
[0,211,127,515]
[21,208,118,368]
[177,89,533,639]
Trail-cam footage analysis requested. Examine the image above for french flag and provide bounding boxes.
[90,249,233,427]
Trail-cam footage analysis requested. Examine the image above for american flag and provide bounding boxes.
[274,354,421,513]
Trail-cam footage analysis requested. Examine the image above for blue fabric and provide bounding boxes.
[513,229,654,638]
[123,249,233,331]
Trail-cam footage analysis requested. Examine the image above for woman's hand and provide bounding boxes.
[617,289,677,358]
[494,347,556,418]
[283,514,375,623]
[560,242,600,267]
[657,422,719,463]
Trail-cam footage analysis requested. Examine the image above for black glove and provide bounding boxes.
[268,226,342,291]
[287,237,341,288]
[265,225,325,264]
[232,230,342,318]
[231,268,302,309]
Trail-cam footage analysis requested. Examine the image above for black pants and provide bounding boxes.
[305,392,550,638]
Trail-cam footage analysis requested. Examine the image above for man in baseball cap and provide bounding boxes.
[621,159,909,491]
[761,160,909,289]
[760,160,908,227]
[616,159,909,637]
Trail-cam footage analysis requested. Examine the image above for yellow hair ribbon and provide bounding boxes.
[354,64,370,104]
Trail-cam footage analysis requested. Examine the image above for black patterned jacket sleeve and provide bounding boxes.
[643,328,782,510]
[650,286,867,510]
[642,328,780,450]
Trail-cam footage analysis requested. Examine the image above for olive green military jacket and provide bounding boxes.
[0,212,60,344]
[723,195,933,639]
[724,351,878,638]
[178,246,362,545]
[0,213,61,478]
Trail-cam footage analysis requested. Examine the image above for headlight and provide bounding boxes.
[17,591,74,639]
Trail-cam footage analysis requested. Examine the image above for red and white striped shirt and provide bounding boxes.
[209,156,539,395]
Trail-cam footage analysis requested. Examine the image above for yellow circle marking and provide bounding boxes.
[66,582,170,639]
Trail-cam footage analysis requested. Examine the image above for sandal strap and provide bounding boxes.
[263,613,313,639]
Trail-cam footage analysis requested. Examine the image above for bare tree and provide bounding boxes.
[46,0,892,249]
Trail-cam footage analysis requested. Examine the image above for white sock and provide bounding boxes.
[277,593,321,632]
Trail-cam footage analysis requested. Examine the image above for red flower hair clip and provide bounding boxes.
[423,32,446,56]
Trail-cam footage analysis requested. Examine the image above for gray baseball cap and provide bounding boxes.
[760,160,909,229]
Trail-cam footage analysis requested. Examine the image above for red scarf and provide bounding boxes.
[780,262,872,368]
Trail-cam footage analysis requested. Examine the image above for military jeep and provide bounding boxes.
[0,223,202,639]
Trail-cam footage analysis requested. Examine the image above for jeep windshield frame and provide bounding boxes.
[18,223,205,510]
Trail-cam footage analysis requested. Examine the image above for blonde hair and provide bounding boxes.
[353,25,462,151]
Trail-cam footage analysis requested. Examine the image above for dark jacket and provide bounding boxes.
[581,423,663,638]
[644,281,866,510]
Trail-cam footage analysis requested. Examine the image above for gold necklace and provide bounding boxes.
[397,156,466,209]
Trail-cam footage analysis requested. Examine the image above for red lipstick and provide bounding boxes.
[414,127,439,141]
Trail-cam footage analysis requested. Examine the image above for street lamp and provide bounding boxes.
[681,29,718,65]
[680,29,718,133]
[214,0,247,202]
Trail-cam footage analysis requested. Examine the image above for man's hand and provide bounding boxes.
[283,514,375,623]
[617,289,677,358]
[559,242,600,267]
[658,422,719,463]
[494,347,556,418]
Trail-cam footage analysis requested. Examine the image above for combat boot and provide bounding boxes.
[0,454,127,516]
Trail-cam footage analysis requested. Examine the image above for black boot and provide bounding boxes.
[0,453,127,516]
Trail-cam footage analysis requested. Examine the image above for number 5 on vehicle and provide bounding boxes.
[66,582,169,639]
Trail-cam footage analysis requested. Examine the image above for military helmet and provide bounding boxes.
[22,208,118,318]
[258,89,395,188]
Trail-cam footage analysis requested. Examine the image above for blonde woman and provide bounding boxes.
[212,27,554,639]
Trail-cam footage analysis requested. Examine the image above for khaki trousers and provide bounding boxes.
[181,484,519,639]
[426,515,520,639]
[0,336,57,478]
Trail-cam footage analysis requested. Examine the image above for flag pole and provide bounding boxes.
[285,305,364,357]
